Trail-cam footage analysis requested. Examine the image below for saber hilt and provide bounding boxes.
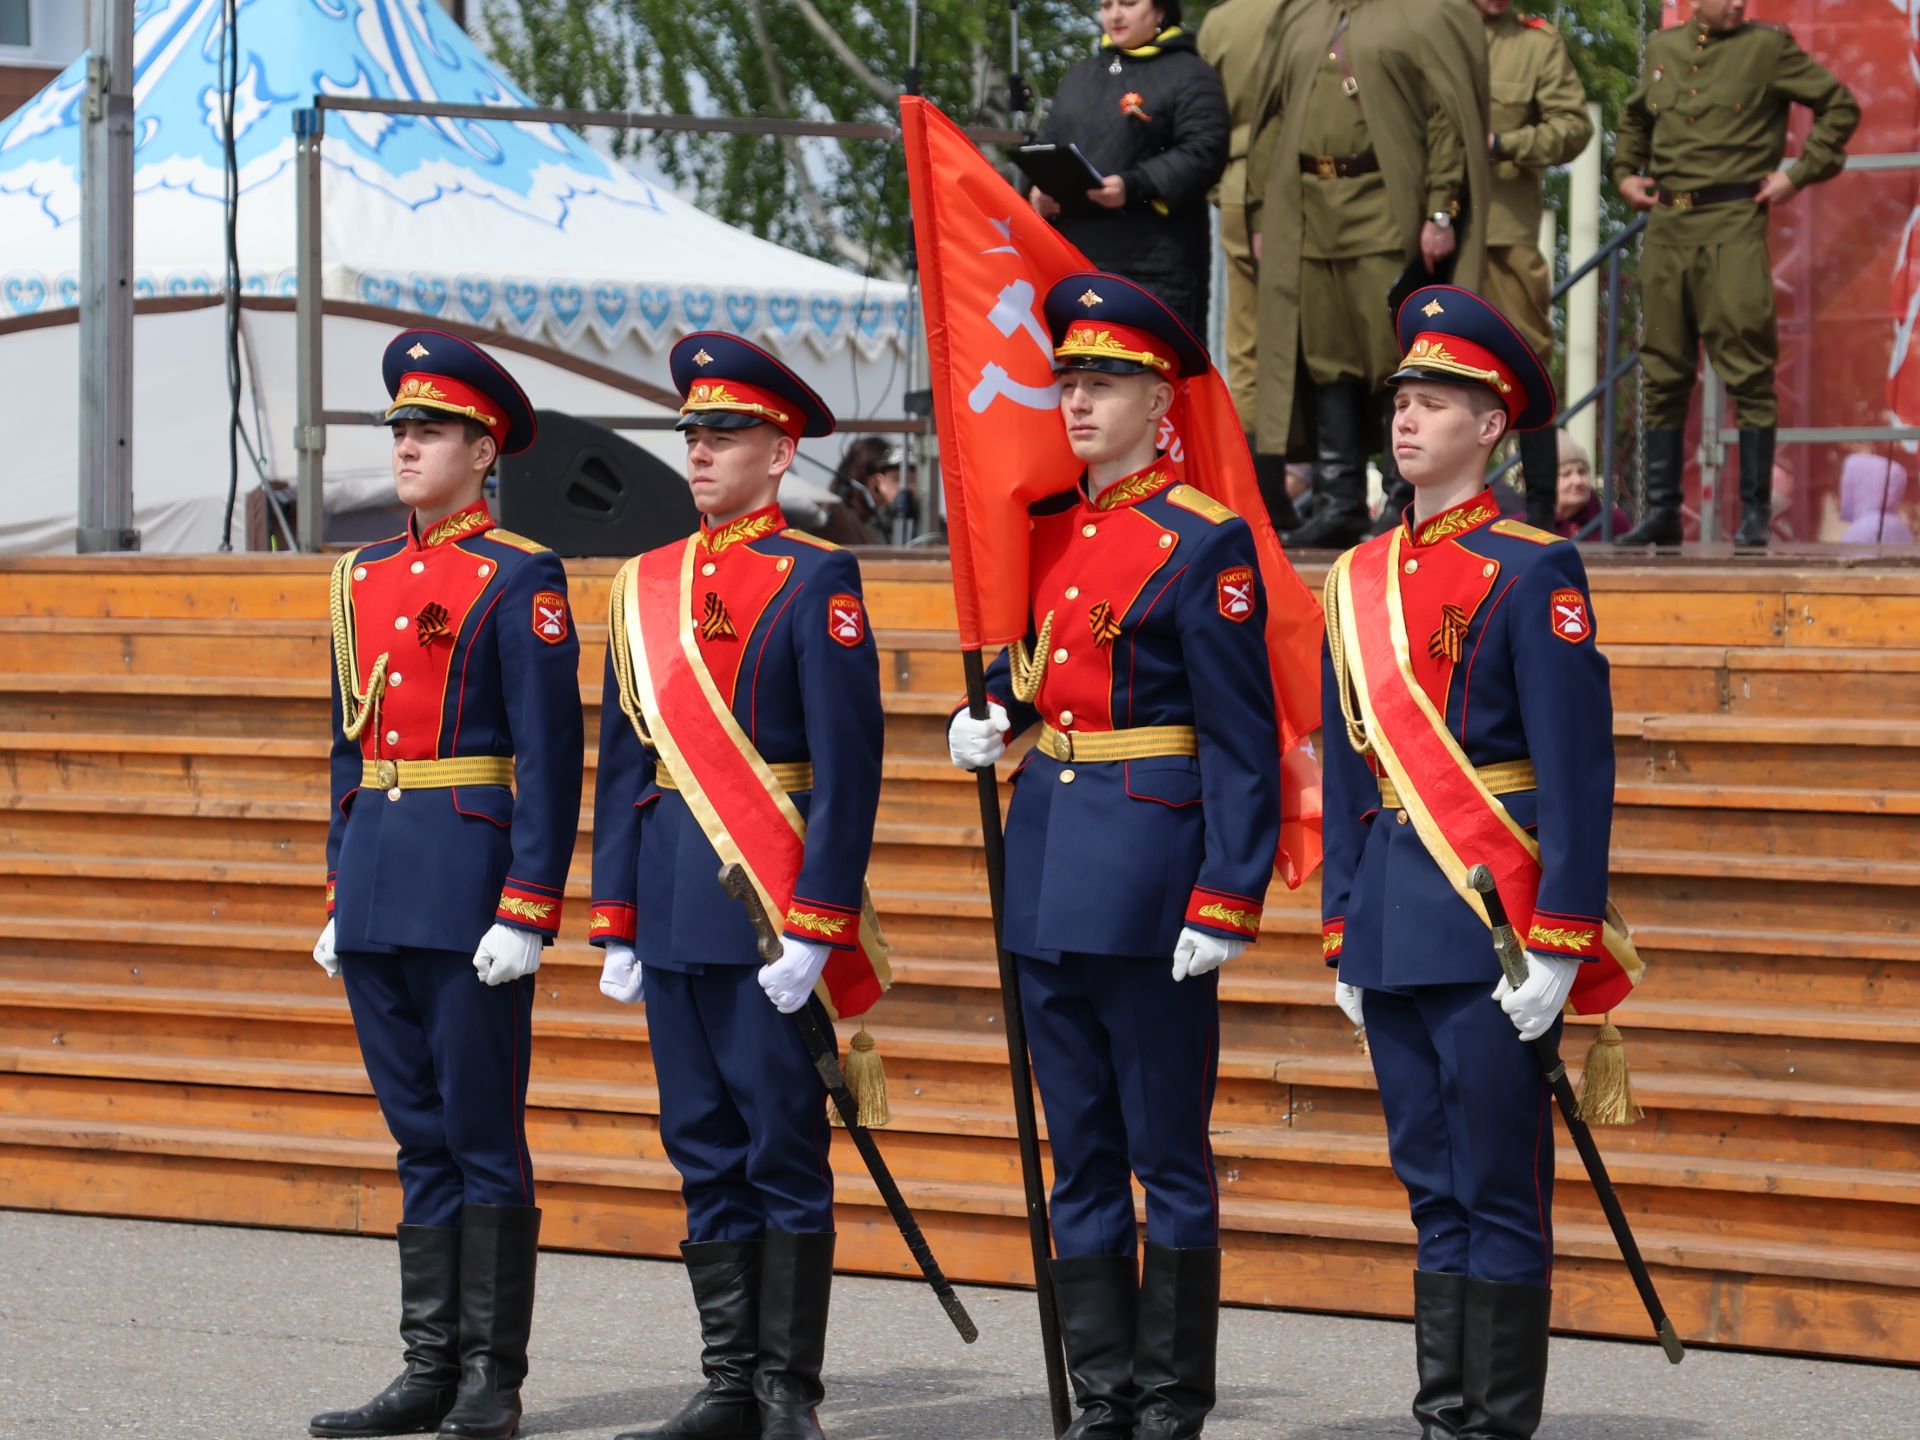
[1466,863,1531,990]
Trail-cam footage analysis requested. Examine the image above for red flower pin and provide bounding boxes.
[1120,90,1152,121]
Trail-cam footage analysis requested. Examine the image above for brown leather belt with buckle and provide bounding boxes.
[1301,150,1380,180]
[1656,181,1761,211]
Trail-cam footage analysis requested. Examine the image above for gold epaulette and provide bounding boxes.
[480,526,550,553]
[1163,483,1237,525]
[1489,518,1562,546]
[782,528,841,551]
[606,557,651,746]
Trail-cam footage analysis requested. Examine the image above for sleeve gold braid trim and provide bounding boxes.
[1528,923,1598,951]
[1322,930,1344,957]
[1196,901,1260,935]
[498,894,558,924]
[785,907,853,939]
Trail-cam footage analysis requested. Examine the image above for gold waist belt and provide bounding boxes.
[1377,759,1535,811]
[361,756,514,791]
[1035,723,1200,763]
[654,761,815,793]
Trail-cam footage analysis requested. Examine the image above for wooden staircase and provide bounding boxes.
[1,555,1917,1363]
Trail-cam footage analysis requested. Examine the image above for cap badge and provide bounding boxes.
[1078,288,1103,309]
[692,348,715,366]
[406,341,430,360]
[1421,298,1446,318]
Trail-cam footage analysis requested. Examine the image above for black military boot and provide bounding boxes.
[438,1205,541,1439]
[753,1231,836,1440]
[1048,1254,1138,1439]
[1249,436,1301,533]
[1517,429,1561,532]
[310,1225,462,1437]
[617,1240,763,1440]
[1410,1270,1468,1440]
[1130,1244,1220,1440]
[1614,427,1684,546]
[1284,381,1371,549]
[1459,1278,1552,1440]
[1734,426,1776,548]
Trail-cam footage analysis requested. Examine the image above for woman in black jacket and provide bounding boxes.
[1030,0,1229,335]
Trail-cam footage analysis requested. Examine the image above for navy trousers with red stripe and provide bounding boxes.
[1017,952,1221,1257]
[1364,982,1560,1286]
[340,949,536,1227]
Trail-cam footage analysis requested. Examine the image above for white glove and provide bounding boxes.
[759,935,832,1013]
[1171,925,1244,981]
[472,922,544,986]
[312,919,339,980]
[599,942,644,1004]
[1334,980,1365,1030]
[1492,951,1581,1041]
[947,702,1010,770]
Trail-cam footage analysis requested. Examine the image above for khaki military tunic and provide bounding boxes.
[1480,10,1591,361]
[1611,19,1858,429]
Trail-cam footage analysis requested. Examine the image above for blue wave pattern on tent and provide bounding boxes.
[0,0,907,356]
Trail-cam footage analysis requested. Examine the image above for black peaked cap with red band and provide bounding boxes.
[1388,285,1556,432]
[382,328,537,456]
[1043,270,1209,381]
[670,331,836,440]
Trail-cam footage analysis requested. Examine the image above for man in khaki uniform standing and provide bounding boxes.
[1199,0,1294,528]
[1611,0,1857,548]
[1246,0,1491,551]
[1478,0,1592,530]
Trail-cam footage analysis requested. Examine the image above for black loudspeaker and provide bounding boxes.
[497,409,699,557]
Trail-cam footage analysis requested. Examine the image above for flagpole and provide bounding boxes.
[963,647,1072,1436]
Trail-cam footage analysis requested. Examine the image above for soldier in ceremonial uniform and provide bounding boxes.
[1320,288,1636,1438]
[590,334,886,1440]
[946,273,1281,1439]
[310,331,584,1440]
[1611,0,1858,547]
[1477,0,1592,529]
[1245,0,1492,550]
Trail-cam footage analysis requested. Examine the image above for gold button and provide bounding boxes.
[410,560,426,575]
[1082,523,1098,538]
[1690,88,1697,96]
[1065,586,1080,600]
[393,615,408,630]
[702,562,717,577]
[477,563,491,578]
[1159,534,1173,549]
[1733,102,1741,113]
[352,566,367,581]
[385,730,399,745]
[1060,768,1077,784]
[1404,559,1418,574]
[388,672,403,686]
[778,557,792,571]
[1397,810,1410,826]
[1053,647,1069,665]
[1483,563,1496,578]
[387,788,403,803]
[1059,710,1074,726]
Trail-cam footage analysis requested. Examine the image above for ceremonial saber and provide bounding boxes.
[1466,865,1685,1365]
[718,863,978,1345]
[963,649,1074,1435]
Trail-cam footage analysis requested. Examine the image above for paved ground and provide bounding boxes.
[0,1212,1911,1439]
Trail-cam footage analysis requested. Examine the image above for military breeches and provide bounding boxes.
[644,964,836,1242]
[1219,201,1260,429]
[1017,952,1221,1257]
[1640,227,1779,429]
[1300,253,1405,388]
[341,948,537,1227]
[1365,983,1559,1287]
[1482,244,1554,364]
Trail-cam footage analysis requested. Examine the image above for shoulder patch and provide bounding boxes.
[781,528,842,551]
[1490,518,1563,546]
[1163,483,1238,525]
[480,526,550,554]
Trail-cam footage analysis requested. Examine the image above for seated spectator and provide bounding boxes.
[1839,452,1914,545]
[1553,432,1628,540]
[819,436,906,545]
[1028,0,1227,333]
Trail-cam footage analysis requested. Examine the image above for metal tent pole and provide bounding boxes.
[294,105,326,551]
[77,0,138,553]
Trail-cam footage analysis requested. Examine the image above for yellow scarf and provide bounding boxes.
[1100,24,1184,59]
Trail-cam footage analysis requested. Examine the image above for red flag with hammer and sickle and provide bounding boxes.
[901,96,1324,886]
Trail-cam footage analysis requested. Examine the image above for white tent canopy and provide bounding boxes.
[0,0,908,551]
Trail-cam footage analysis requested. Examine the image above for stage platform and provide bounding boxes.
[0,550,1915,1365]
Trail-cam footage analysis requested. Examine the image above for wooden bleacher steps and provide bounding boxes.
[1,554,1917,1363]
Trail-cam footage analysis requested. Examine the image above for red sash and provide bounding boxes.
[625,539,890,1020]
[1333,533,1639,1015]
